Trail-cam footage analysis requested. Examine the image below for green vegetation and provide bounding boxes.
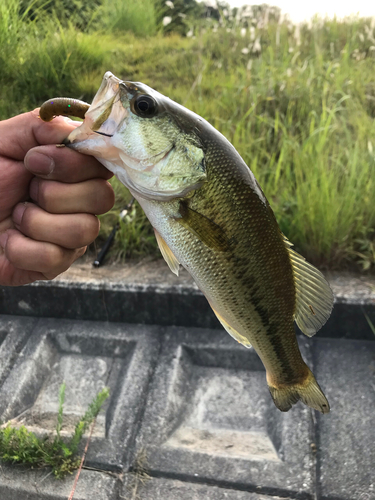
[364,309,375,336]
[0,383,109,478]
[1,0,374,270]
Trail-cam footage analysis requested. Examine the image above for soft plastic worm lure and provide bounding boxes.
[39,98,90,122]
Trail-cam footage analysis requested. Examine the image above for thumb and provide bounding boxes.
[0,109,79,161]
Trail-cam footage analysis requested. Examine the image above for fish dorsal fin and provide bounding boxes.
[210,304,252,348]
[283,235,334,337]
[175,202,231,252]
[154,229,180,276]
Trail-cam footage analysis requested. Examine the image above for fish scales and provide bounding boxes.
[42,71,334,413]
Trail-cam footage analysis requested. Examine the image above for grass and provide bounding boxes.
[102,0,157,37]
[0,383,109,478]
[97,181,159,261]
[1,0,375,271]
[364,309,375,336]
[126,448,151,500]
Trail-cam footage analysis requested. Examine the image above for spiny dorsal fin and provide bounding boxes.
[154,229,180,276]
[210,304,252,348]
[283,235,334,337]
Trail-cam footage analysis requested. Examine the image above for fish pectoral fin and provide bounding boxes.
[154,229,180,276]
[175,202,230,252]
[211,305,252,348]
[283,235,334,337]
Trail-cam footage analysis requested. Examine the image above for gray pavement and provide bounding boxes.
[0,262,375,499]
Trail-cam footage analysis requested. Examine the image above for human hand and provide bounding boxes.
[0,109,115,286]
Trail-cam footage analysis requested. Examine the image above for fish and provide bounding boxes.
[41,71,334,413]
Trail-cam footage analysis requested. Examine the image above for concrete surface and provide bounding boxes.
[0,260,375,339]
[0,260,374,499]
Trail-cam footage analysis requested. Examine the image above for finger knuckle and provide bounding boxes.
[36,180,50,210]
[84,215,100,243]
[71,215,99,247]
[20,204,38,235]
[43,244,66,270]
[102,181,115,212]
[5,234,22,266]
[92,179,115,214]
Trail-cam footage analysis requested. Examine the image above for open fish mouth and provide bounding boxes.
[66,74,127,147]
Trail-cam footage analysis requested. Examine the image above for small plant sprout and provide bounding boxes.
[0,384,110,479]
[363,310,375,337]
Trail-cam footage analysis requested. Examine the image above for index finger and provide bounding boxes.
[24,144,113,183]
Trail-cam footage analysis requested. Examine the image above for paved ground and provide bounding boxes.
[0,262,374,499]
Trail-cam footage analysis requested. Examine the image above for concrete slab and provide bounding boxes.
[134,326,316,499]
[1,262,375,340]
[0,315,37,389]
[0,318,161,471]
[0,312,374,499]
[121,475,291,499]
[314,338,375,500]
[0,465,119,500]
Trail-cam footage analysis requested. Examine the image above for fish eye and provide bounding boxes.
[132,94,158,118]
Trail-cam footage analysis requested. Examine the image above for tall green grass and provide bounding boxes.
[0,0,374,270]
[103,0,157,36]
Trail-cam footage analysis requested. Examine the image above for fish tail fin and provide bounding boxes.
[267,369,330,414]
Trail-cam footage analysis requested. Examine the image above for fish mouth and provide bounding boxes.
[94,131,113,138]
[65,71,125,146]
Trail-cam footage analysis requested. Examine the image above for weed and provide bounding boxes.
[103,0,157,37]
[97,178,158,262]
[363,309,375,336]
[0,383,109,478]
[125,449,151,500]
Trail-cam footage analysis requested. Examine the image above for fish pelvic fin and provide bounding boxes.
[210,304,252,348]
[154,229,180,276]
[267,368,330,414]
[283,235,334,337]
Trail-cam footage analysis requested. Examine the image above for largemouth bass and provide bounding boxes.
[41,72,334,413]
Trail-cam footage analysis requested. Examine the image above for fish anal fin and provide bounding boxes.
[154,229,180,276]
[211,305,252,348]
[175,202,231,252]
[282,235,334,337]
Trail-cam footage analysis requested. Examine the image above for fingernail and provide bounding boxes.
[0,232,8,250]
[25,151,54,176]
[13,203,27,228]
[29,178,39,202]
